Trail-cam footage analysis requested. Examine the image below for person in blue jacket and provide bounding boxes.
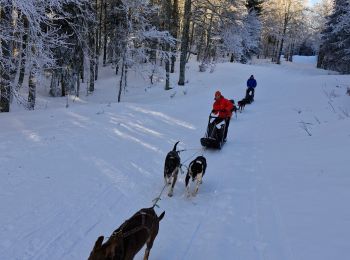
[246,75,257,100]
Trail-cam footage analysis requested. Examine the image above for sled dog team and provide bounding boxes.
[164,141,207,197]
[165,75,259,197]
[88,75,257,260]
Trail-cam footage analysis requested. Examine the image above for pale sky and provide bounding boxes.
[309,0,321,6]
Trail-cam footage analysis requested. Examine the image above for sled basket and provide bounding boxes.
[200,114,226,149]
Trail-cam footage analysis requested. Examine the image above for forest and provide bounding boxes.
[0,0,349,112]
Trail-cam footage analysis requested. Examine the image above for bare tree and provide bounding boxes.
[0,2,12,112]
[261,0,305,64]
[178,0,192,85]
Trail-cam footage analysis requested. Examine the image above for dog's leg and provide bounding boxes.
[193,173,203,196]
[168,183,173,197]
[164,176,170,185]
[144,237,154,260]
[168,168,178,197]
[168,184,174,197]
[185,173,191,197]
[144,248,150,260]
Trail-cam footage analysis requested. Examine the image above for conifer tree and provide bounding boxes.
[318,0,350,74]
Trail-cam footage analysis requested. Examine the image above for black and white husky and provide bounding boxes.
[185,156,207,196]
[164,141,181,197]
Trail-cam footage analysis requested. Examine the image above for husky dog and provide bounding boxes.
[88,207,165,260]
[185,156,207,196]
[164,141,181,197]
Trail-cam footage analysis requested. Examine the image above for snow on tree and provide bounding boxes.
[318,0,350,74]
[0,0,95,112]
[309,0,334,54]
[261,0,306,64]
[110,0,176,101]
[188,0,261,69]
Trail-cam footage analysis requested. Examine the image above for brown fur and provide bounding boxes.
[88,207,165,260]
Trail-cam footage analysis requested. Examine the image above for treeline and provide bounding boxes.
[0,0,349,112]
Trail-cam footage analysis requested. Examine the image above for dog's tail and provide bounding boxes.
[172,141,180,152]
[158,211,165,221]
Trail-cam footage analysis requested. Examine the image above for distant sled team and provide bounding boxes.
[201,75,257,149]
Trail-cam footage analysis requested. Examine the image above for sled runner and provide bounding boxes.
[200,114,226,149]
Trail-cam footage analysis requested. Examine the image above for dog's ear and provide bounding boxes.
[158,211,165,221]
[93,236,104,251]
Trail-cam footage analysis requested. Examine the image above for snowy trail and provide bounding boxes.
[1,60,350,260]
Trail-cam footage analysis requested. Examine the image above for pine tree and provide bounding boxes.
[318,0,350,74]
[0,1,12,112]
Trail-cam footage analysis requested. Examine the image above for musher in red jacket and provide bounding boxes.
[211,91,233,142]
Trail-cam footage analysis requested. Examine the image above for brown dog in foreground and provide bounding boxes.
[88,207,165,260]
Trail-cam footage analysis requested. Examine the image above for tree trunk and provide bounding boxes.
[230,53,234,62]
[124,65,128,92]
[49,71,59,97]
[17,15,28,88]
[196,22,206,62]
[288,44,291,61]
[95,31,99,81]
[27,64,37,110]
[99,0,103,50]
[103,0,108,66]
[203,13,214,64]
[170,0,179,73]
[0,4,12,112]
[272,38,280,63]
[178,0,192,86]
[118,57,125,103]
[276,5,290,64]
[94,0,99,80]
[89,29,95,92]
[61,70,66,96]
[164,0,172,90]
[89,57,95,92]
[186,21,195,63]
[165,55,171,90]
[76,72,80,97]
[276,35,285,64]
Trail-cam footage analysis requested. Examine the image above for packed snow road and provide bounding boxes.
[1,60,350,259]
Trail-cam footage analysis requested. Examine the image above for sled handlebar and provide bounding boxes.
[209,113,229,119]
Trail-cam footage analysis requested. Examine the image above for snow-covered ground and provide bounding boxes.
[1,58,350,260]
[292,55,318,65]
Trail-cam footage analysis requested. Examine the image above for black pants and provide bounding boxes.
[211,117,230,140]
[246,87,255,98]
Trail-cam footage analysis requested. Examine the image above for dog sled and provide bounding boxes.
[200,114,227,149]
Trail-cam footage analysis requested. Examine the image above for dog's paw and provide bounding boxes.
[168,191,173,197]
